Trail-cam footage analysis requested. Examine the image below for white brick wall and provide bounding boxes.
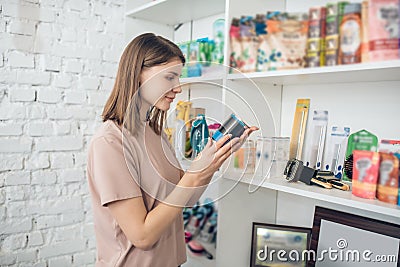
[0,1,125,266]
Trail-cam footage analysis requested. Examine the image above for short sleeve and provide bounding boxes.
[90,136,142,206]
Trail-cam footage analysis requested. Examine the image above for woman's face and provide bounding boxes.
[139,59,183,111]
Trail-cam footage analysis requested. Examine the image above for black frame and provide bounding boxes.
[250,222,312,267]
[309,206,400,267]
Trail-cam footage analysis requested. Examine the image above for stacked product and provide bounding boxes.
[325,2,349,65]
[178,19,225,78]
[231,12,309,72]
[306,7,327,67]
[183,200,217,259]
[229,0,400,72]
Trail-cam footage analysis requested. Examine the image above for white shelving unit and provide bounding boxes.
[126,0,225,26]
[124,0,400,266]
[227,60,400,85]
[224,174,400,220]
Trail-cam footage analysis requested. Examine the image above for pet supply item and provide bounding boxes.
[190,114,209,159]
[178,42,190,78]
[198,37,212,66]
[212,113,249,143]
[265,12,309,70]
[256,136,290,178]
[342,129,378,181]
[229,18,243,70]
[395,153,400,206]
[189,107,206,122]
[323,126,351,179]
[175,101,192,159]
[240,16,258,72]
[213,18,225,64]
[233,140,256,174]
[379,139,400,153]
[187,240,213,259]
[289,99,310,160]
[368,0,400,61]
[361,0,369,62]
[325,2,344,66]
[188,41,202,77]
[186,210,205,236]
[352,150,380,199]
[284,158,332,189]
[199,218,217,243]
[306,7,326,67]
[185,231,193,243]
[304,110,328,170]
[377,153,399,204]
[339,3,362,64]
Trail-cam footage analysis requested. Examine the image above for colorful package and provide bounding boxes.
[377,153,399,204]
[240,16,258,72]
[395,153,400,206]
[306,7,326,67]
[368,0,400,61]
[352,150,380,199]
[361,0,369,62]
[229,18,244,71]
[325,2,349,66]
[178,42,190,78]
[379,139,400,153]
[343,129,378,181]
[339,3,362,64]
[265,12,309,70]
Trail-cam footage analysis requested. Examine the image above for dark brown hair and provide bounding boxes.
[102,33,185,135]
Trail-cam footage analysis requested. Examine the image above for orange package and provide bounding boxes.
[352,150,380,199]
[377,153,399,204]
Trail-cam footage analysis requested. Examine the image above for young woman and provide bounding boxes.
[87,33,258,267]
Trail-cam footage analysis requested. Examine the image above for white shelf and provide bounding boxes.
[223,174,400,220]
[227,60,400,85]
[126,0,225,25]
[180,76,223,85]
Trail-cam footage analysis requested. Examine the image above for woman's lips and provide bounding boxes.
[165,96,175,102]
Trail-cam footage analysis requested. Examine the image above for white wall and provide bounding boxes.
[0,0,125,266]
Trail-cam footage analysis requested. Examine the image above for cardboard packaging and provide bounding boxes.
[352,150,380,199]
[377,153,399,204]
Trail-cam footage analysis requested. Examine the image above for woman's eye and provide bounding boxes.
[166,76,175,81]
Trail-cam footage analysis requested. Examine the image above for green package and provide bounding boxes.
[342,129,378,181]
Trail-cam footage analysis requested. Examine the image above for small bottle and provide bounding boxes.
[339,3,362,64]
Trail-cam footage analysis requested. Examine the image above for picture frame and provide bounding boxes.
[309,206,400,267]
[250,222,312,267]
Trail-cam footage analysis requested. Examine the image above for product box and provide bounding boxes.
[323,126,351,178]
[352,150,380,199]
[256,137,290,178]
[304,110,328,169]
[377,153,399,204]
[368,0,400,61]
[233,140,256,174]
[379,139,400,153]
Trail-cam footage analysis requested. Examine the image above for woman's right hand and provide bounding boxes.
[183,134,240,187]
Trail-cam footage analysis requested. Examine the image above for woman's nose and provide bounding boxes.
[172,83,182,94]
